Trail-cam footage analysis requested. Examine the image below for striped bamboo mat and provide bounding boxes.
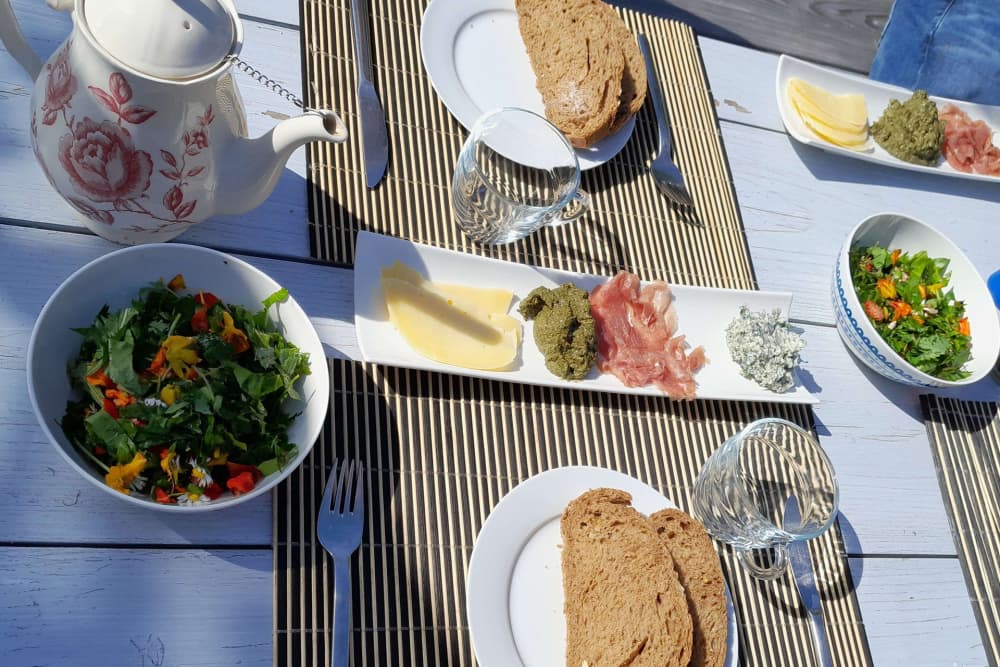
[301,0,752,287]
[922,395,1000,666]
[274,360,872,666]
[284,0,873,664]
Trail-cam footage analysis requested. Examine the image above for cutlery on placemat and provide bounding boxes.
[349,0,389,187]
[784,496,834,667]
[637,34,693,208]
[318,459,365,667]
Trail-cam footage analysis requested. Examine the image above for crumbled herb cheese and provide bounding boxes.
[725,306,804,393]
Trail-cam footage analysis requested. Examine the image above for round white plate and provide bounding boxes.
[420,0,636,170]
[466,465,738,666]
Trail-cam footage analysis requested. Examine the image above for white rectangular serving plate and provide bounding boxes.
[354,232,818,404]
[776,54,1000,183]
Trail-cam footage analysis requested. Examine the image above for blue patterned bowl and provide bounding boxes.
[833,213,1000,387]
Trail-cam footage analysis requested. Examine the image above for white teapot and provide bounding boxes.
[0,0,348,244]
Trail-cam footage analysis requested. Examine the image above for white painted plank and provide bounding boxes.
[850,556,988,666]
[0,547,272,667]
[0,224,968,556]
[700,36,787,131]
[0,2,315,256]
[238,0,301,26]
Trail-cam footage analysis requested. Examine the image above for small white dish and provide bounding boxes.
[466,465,738,667]
[832,212,1000,387]
[776,54,1000,183]
[353,231,818,404]
[420,0,636,170]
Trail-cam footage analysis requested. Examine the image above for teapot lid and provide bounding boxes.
[82,0,242,80]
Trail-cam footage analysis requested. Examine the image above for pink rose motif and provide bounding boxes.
[67,197,114,225]
[57,117,152,203]
[41,42,76,125]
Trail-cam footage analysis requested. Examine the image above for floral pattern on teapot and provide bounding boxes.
[32,39,214,235]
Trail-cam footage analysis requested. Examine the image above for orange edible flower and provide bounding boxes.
[160,449,180,484]
[203,482,224,500]
[958,317,971,337]
[146,347,168,377]
[220,311,251,354]
[105,452,147,495]
[863,300,884,322]
[102,397,119,419]
[918,285,927,299]
[226,471,256,496]
[912,315,925,326]
[890,249,901,265]
[226,462,264,482]
[105,388,135,408]
[86,369,114,387]
[154,487,176,504]
[888,300,912,320]
[167,274,186,291]
[208,448,228,466]
[876,278,896,299]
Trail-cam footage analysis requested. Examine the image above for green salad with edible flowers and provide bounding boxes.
[851,243,971,381]
[60,274,310,504]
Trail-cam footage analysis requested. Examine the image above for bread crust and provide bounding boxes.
[649,508,728,667]
[561,488,694,667]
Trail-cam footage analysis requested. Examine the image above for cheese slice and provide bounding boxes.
[787,78,868,132]
[791,98,870,149]
[381,261,514,315]
[381,277,518,370]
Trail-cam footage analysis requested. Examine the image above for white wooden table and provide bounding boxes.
[2,2,998,665]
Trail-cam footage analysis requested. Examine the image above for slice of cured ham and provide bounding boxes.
[589,271,707,399]
[939,104,1000,176]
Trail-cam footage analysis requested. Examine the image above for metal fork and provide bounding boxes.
[638,34,694,208]
[317,459,365,667]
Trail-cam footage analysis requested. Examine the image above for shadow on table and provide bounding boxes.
[786,137,1000,206]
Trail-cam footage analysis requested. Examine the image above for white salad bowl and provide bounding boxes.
[26,244,330,511]
[832,212,1000,387]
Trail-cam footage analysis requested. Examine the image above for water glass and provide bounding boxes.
[692,418,839,580]
[451,107,591,245]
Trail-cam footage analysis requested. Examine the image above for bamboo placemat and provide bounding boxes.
[302,0,752,288]
[274,360,872,666]
[922,395,1000,666]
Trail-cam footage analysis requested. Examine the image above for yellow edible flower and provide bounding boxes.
[105,452,147,495]
[208,448,228,466]
[160,384,181,406]
[160,449,180,484]
[220,311,251,353]
[876,277,896,299]
[162,335,200,379]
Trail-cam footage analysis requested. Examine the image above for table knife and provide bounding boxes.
[349,0,389,188]
[784,497,834,667]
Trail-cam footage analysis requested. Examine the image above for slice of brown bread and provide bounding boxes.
[562,488,694,667]
[515,0,625,148]
[649,509,728,667]
[596,2,648,134]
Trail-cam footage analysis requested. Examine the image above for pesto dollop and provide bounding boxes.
[870,90,944,165]
[518,284,596,380]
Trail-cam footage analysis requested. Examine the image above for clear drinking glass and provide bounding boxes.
[692,418,840,580]
[451,107,592,245]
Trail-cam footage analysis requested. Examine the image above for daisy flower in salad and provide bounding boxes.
[60,275,310,503]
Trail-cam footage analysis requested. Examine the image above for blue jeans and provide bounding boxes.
[870,0,1000,105]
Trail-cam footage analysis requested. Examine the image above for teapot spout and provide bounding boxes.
[214,111,348,217]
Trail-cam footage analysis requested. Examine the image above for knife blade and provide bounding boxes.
[784,497,834,667]
[349,0,389,188]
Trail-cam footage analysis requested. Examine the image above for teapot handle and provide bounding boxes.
[0,0,44,79]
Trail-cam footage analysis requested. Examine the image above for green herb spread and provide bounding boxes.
[518,284,596,380]
[870,90,944,165]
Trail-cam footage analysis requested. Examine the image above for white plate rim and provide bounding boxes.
[419,0,636,170]
[775,54,1000,183]
[465,465,739,667]
[352,231,819,404]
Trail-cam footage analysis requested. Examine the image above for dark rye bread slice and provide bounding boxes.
[596,2,648,134]
[649,509,728,667]
[561,488,694,667]
[515,0,624,148]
